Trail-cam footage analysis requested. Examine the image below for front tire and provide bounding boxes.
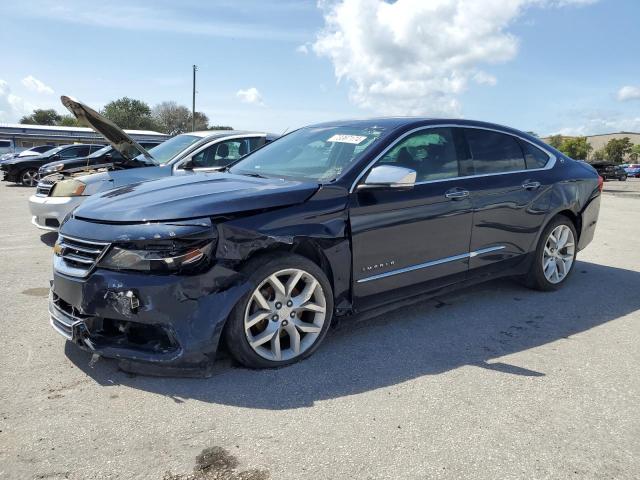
[224,253,333,368]
[20,169,39,187]
[525,216,577,291]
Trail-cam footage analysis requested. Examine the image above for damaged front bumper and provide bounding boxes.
[50,263,251,373]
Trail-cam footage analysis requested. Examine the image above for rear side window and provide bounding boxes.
[465,129,525,174]
[378,127,460,182]
[520,141,550,169]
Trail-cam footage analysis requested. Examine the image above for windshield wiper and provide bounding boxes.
[235,171,269,179]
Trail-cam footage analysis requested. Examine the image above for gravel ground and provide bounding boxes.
[0,179,639,480]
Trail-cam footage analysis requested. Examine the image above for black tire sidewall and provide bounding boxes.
[224,253,334,369]
[528,216,578,291]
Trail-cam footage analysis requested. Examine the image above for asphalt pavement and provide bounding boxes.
[0,179,638,479]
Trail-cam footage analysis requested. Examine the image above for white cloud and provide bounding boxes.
[473,71,498,86]
[236,87,265,106]
[617,85,640,102]
[21,75,54,95]
[0,80,32,122]
[313,0,598,116]
[296,44,310,54]
[554,116,640,136]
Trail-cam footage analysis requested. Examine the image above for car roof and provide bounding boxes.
[305,117,537,137]
[185,130,278,139]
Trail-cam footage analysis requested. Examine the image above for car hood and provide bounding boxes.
[73,173,320,223]
[61,96,154,163]
[77,166,169,195]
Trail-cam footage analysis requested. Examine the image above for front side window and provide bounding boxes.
[60,146,90,158]
[376,128,460,182]
[191,138,260,168]
[465,129,525,174]
[520,141,550,169]
[229,126,385,181]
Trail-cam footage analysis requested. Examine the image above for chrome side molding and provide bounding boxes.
[357,246,506,283]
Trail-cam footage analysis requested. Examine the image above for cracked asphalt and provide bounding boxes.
[0,179,639,479]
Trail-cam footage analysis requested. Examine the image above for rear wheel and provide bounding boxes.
[619,175,627,181]
[224,253,333,368]
[20,169,39,187]
[525,216,577,291]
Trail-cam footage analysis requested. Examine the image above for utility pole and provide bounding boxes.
[192,64,198,132]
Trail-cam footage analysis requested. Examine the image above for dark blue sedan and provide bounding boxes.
[50,117,601,372]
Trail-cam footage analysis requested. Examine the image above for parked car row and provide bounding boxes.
[21,96,601,374]
[622,163,640,177]
[591,162,628,181]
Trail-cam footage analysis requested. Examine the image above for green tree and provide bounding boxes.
[603,137,633,163]
[189,111,210,131]
[209,125,234,131]
[525,131,538,137]
[559,136,592,160]
[152,101,191,135]
[629,144,640,162]
[57,115,80,127]
[19,108,62,125]
[591,148,607,161]
[102,97,158,130]
[547,135,563,149]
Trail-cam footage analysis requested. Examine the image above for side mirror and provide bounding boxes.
[51,154,61,161]
[358,165,416,190]
[181,158,194,170]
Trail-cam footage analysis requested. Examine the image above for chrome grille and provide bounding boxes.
[54,235,110,278]
[49,291,89,339]
[36,175,61,197]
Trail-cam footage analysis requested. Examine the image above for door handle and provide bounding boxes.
[522,181,541,190]
[445,189,470,199]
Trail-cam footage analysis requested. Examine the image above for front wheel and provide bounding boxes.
[619,175,627,181]
[20,169,39,187]
[525,216,577,291]
[224,253,333,368]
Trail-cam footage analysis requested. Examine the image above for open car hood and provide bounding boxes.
[73,173,320,223]
[61,96,153,163]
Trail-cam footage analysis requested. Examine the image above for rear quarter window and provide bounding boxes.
[520,140,550,169]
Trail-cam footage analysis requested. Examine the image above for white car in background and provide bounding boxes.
[29,97,277,231]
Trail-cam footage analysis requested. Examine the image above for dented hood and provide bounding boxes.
[61,96,153,162]
[73,173,320,223]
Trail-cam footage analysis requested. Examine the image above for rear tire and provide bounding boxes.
[525,215,577,291]
[224,253,333,368]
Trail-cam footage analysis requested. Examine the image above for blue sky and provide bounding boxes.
[0,0,639,136]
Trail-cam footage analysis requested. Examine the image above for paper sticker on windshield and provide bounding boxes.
[327,134,367,145]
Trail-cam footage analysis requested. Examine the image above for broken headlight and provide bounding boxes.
[98,240,214,274]
[50,178,86,197]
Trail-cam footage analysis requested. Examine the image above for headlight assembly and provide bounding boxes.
[98,240,214,274]
[43,163,64,174]
[50,178,86,197]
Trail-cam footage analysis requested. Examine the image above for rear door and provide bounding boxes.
[462,128,554,274]
[350,127,474,305]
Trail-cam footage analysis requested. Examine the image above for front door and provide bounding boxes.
[349,127,474,307]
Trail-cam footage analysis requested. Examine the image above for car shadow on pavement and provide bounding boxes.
[65,260,640,409]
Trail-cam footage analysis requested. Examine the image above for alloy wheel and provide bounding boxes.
[244,268,327,362]
[542,224,575,284]
[21,170,39,187]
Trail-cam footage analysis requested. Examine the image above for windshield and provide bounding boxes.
[42,146,66,156]
[88,146,113,158]
[133,134,201,165]
[229,126,385,181]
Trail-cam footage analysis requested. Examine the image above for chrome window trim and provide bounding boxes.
[349,124,557,193]
[172,134,267,172]
[357,245,506,283]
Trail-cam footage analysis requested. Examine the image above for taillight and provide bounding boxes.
[597,176,604,192]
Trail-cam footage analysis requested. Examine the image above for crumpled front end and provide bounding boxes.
[50,216,249,374]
